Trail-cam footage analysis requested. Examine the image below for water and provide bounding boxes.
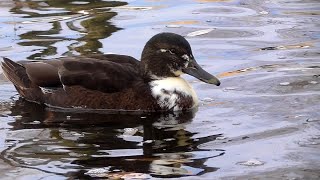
[0,0,320,179]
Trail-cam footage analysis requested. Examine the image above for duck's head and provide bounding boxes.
[141,32,220,86]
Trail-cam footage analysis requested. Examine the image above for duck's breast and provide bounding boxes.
[149,77,198,111]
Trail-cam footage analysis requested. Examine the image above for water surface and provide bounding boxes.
[0,0,319,179]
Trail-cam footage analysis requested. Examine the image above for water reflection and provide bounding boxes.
[10,0,127,59]
[3,99,224,178]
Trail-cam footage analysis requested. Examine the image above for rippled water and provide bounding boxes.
[0,0,319,179]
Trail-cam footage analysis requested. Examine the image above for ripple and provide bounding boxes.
[205,17,270,27]
[0,0,319,179]
[194,6,257,17]
[277,28,320,40]
[177,28,262,39]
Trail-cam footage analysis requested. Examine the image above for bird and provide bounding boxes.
[1,32,220,112]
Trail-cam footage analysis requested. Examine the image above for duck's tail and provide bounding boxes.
[1,58,32,87]
[1,58,42,102]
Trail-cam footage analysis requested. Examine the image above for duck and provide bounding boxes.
[1,33,220,112]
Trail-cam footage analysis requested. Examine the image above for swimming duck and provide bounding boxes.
[1,33,220,112]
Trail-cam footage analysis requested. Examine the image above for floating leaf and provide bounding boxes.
[186,29,214,37]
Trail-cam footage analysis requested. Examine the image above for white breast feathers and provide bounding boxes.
[150,77,198,111]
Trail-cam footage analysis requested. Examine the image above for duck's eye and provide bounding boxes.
[169,49,176,54]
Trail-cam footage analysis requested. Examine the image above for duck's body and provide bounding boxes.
[2,33,220,112]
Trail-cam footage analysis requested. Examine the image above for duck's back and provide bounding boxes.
[2,55,160,111]
[58,54,141,93]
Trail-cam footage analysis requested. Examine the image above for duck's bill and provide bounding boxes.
[183,59,220,86]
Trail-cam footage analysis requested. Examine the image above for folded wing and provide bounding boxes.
[23,54,141,93]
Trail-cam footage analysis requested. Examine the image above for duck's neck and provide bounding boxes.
[149,77,198,111]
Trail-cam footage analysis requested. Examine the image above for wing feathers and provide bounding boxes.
[1,58,32,88]
[58,55,141,93]
[3,55,142,94]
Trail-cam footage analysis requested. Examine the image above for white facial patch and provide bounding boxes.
[150,77,198,111]
[181,54,190,68]
[181,54,190,61]
[160,49,167,53]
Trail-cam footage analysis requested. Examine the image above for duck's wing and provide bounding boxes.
[17,55,141,93]
[58,55,141,93]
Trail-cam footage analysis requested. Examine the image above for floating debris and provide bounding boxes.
[242,136,250,139]
[144,140,154,144]
[22,120,41,125]
[306,118,320,122]
[279,82,290,86]
[260,43,312,51]
[202,97,214,102]
[77,10,89,15]
[216,136,227,140]
[225,87,237,90]
[166,24,182,28]
[260,46,284,51]
[308,66,320,69]
[85,167,110,177]
[298,141,319,146]
[259,11,269,15]
[309,81,318,84]
[123,128,138,136]
[186,29,214,37]
[238,159,264,166]
[218,67,257,78]
[239,67,254,72]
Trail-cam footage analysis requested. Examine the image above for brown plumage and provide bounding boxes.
[2,56,160,111]
[1,33,220,112]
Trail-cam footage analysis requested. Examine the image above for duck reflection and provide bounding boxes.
[5,99,224,178]
[10,0,127,59]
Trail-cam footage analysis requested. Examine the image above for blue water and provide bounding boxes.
[0,0,319,179]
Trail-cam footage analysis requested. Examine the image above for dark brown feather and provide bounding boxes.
[1,56,160,111]
[1,58,43,102]
[23,61,61,87]
[1,33,203,111]
[58,55,141,93]
[2,58,31,87]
